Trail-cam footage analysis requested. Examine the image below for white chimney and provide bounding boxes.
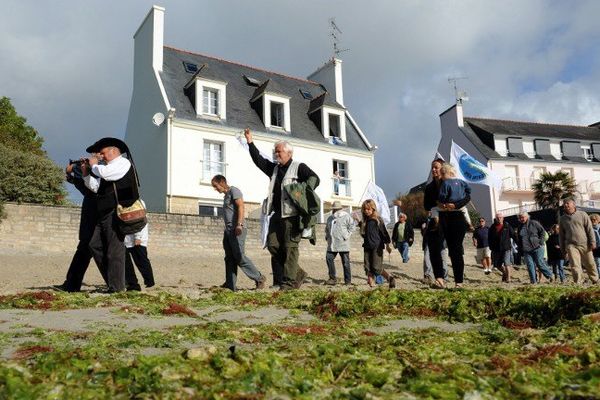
[133,5,165,73]
[307,58,344,107]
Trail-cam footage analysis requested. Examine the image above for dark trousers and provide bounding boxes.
[326,251,351,283]
[63,240,108,292]
[267,214,305,288]
[440,211,467,283]
[125,245,155,290]
[223,228,262,291]
[89,211,126,292]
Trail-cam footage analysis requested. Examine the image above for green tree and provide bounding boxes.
[0,97,45,155]
[394,192,428,227]
[532,171,576,223]
[0,97,66,210]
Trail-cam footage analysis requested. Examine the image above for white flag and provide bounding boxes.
[450,141,501,189]
[236,133,273,161]
[359,181,390,225]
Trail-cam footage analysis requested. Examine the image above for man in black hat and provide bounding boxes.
[83,137,139,292]
[54,158,108,292]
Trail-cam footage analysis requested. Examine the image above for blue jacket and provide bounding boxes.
[439,178,471,204]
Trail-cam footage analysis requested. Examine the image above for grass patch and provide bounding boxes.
[0,288,598,398]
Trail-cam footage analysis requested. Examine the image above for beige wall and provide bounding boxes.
[0,203,365,257]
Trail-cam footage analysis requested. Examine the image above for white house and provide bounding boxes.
[437,103,600,220]
[125,6,376,217]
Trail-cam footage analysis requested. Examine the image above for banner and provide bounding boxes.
[359,181,391,225]
[450,141,501,189]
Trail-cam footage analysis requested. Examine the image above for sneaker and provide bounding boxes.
[388,276,396,289]
[256,276,266,290]
[344,281,353,286]
[484,269,491,275]
[325,278,337,286]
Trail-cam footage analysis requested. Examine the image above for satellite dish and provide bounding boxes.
[152,112,165,126]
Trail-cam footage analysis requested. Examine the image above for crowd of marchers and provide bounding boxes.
[55,136,600,293]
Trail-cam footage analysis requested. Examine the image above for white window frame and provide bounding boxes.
[523,140,536,159]
[322,106,346,142]
[582,146,592,161]
[202,87,218,115]
[263,93,291,131]
[195,78,227,120]
[332,159,351,197]
[550,142,563,160]
[494,137,508,156]
[201,140,226,183]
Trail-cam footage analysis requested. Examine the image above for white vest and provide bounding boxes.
[265,161,300,218]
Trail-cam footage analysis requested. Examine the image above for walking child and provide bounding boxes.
[359,199,396,288]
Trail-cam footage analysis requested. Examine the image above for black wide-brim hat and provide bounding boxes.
[86,137,130,154]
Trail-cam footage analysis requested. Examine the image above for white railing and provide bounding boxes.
[332,177,351,197]
[577,180,588,194]
[502,177,535,192]
[577,199,600,209]
[497,203,541,217]
[589,181,600,194]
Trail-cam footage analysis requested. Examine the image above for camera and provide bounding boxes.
[69,158,89,165]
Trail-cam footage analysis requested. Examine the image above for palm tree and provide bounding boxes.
[532,171,577,222]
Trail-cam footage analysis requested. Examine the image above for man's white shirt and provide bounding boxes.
[84,155,131,193]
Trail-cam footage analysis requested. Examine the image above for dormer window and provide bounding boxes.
[185,77,227,120]
[307,93,346,143]
[249,79,291,132]
[322,107,346,142]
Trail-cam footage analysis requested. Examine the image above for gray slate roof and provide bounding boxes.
[461,117,600,162]
[160,46,370,151]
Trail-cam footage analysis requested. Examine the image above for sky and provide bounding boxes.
[2,0,600,202]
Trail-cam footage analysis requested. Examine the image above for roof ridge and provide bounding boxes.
[165,45,321,86]
[465,116,598,129]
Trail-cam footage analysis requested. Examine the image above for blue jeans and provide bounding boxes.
[522,247,553,283]
[326,251,351,283]
[594,257,600,277]
[396,241,410,263]
[548,259,565,283]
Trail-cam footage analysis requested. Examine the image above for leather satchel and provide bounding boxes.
[113,177,147,234]
[116,199,147,234]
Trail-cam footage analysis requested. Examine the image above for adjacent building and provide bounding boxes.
[437,103,600,220]
[125,6,376,217]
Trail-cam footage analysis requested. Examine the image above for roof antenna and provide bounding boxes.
[448,76,469,105]
[329,18,349,58]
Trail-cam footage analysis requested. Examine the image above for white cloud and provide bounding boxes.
[1,0,600,200]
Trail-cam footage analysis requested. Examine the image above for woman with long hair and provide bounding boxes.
[359,199,395,288]
[423,159,471,288]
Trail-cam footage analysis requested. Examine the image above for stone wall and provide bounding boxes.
[0,203,365,257]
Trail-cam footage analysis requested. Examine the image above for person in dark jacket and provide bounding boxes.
[488,212,515,283]
[84,137,139,293]
[244,128,319,290]
[54,160,108,292]
[391,213,414,263]
[546,224,565,283]
[360,199,395,288]
[423,159,471,288]
[517,212,554,283]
